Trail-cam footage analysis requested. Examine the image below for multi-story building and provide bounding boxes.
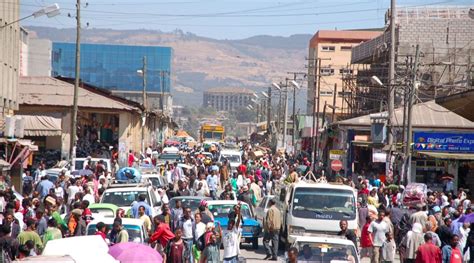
[351,6,474,113]
[51,43,172,112]
[307,30,382,118]
[203,87,257,112]
[0,0,20,129]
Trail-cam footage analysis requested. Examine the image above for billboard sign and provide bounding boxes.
[413,132,474,153]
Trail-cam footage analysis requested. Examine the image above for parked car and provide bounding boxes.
[254,195,275,224]
[288,236,359,263]
[86,218,149,244]
[207,200,262,249]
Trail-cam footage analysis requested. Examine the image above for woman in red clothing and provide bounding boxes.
[360,215,374,260]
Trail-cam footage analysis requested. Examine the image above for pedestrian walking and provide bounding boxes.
[381,232,396,263]
[222,204,242,263]
[361,215,374,260]
[415,233,442,263]
[368,210,390,263]
[263,198,280,261]
[402,223,424,263]
[442,234,462,263]
[166,227,185,263]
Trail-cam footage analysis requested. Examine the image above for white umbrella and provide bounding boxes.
[42,236,118,263]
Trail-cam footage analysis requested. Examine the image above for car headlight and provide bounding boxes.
[289,225,305,235]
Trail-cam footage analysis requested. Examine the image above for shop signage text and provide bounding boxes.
[413,132,474,153]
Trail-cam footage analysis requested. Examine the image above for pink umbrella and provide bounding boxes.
[109,242,163,263]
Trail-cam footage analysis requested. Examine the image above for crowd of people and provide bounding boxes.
[0,142,469,263]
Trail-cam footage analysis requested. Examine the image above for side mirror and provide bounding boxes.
[154,201,162,207]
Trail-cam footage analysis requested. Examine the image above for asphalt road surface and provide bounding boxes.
[219,238,375,262]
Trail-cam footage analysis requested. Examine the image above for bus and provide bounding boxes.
[200,123,225,143]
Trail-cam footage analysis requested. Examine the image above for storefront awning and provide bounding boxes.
[18,114,62,136]
[417,151,474,160]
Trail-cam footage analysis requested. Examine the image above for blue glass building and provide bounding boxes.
[52,43,172,94]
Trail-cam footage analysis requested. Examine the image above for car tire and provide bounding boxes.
[252,237,259,249]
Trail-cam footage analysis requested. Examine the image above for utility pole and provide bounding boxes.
[332,84,337,123]
[70,0,81,160]
[387,0,396,179]
[314,58,323,166]
[404,44,420,184]
[287,71,305,154]
[283,78,289,150]
[141,56,147,154]
[266,86,272,138]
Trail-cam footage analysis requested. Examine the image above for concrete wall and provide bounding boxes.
[27,38,52,77]
[0,0,20,128]
[308,42,363,115]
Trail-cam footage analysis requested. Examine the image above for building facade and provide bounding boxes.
[51,43,172,111]
[0,0,20,130]
[203,87,255,112]
[307,30,382,117]
[351,6,474,113]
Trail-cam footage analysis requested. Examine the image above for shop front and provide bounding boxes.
[412,131,474,192]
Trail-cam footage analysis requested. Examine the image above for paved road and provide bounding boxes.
[219,238,376,262]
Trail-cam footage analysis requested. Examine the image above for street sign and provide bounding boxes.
[330,159,343,172]
[329,149,345,160]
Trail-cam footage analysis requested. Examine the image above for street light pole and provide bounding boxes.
[283,79,289,150]
[70,0,80,160]
[266,87,271,137]
[142,56,147,154]
[387,0,396,149]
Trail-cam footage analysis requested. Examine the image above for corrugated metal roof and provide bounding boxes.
[19,77,138,111]
[337,100,474,129]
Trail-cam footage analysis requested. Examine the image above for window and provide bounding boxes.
[339,69,354,74]
[320,91,334,96]
[321,46,335,52]
[340,46,352,51]
[320,68,334,76]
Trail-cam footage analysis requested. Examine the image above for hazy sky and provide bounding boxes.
[18,0,473,39]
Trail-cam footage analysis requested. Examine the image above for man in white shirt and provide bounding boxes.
[223,204,242,263]
[207,171,219,200]
[67,179,82,207]
[194,173,210,197]
[368,210,390,263]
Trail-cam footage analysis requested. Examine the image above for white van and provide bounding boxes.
[218,149,242,172]
[279,181,358,244]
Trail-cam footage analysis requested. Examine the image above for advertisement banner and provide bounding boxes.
[413,132,474,153]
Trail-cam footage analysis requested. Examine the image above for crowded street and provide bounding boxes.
[2,0,474,263]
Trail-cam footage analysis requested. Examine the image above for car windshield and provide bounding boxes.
[147,177,162,187]
[296,241,359,263]
[220,154,241,163]
[169,198,205,211]
[90,208,115,217]
[292,187,356,220]
[101,191,149,207]
[208,204,252,218]
[75,160,108,170]
[158,154,179,161]
[87,224,144,243]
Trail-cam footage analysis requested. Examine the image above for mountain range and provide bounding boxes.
[26,26,311,107]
